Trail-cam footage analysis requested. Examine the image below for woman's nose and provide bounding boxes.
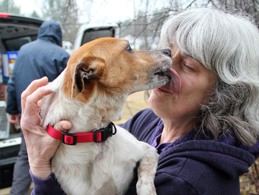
[160,49,171,57]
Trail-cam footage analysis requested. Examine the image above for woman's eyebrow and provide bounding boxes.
[181,52,202,65]
[182,52,194,60]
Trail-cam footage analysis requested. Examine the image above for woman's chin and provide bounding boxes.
[148,89,170,111]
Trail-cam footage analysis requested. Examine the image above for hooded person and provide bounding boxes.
[6,20,70,195]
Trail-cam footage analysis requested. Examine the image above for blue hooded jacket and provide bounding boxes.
[6,20,70,115]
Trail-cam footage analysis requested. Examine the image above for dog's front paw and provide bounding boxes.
[136,146,158,195]
[136,179,156,195]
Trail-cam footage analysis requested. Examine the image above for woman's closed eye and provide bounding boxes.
[183,63,195,71]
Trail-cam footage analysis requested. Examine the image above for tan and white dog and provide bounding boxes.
[39,37,174,195]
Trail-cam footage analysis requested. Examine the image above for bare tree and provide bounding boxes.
[120,0,199,50]
[42,0,79,43]
[0,0,20,14]
[120,0,259,50]
[212,0,259,26]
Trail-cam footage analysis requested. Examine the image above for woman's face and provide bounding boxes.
[148,45,217,123]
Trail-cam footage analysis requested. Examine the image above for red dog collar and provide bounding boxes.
[46,122,117,145]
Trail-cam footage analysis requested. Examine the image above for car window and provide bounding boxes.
[81,28,115,45]
[4,35,37,51]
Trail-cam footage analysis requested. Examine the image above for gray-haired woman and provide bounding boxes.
[20,8,259,194]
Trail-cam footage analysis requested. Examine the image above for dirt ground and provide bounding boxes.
[114,91,150,124]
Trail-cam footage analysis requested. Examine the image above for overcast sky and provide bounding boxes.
[13,0,164,23]
[14,0,42,17]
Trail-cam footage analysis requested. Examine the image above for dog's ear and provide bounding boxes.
[71,57,105,98]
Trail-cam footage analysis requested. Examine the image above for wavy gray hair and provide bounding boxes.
[158,8,259,146]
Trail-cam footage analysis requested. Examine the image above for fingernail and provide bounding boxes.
[62,124,70,130]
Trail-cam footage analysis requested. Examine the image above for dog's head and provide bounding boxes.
[62,37,172,103]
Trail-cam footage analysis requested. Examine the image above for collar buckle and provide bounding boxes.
[94,122,117,142]
[61,132,77,145]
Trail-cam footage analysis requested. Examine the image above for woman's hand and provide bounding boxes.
[21,77,71,179]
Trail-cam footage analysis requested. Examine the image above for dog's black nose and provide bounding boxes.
[161,49,171,57]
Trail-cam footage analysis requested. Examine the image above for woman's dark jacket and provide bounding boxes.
[30,109,259,195]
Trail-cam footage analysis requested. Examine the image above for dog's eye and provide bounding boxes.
[126,44,133,53]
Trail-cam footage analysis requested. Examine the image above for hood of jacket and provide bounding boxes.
[151,118,259,179]
[37,20,62,46]
[158,136,259,179]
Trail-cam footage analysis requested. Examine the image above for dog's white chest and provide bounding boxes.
[51,126,158,195]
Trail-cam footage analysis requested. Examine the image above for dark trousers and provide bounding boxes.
[10,132,32,195]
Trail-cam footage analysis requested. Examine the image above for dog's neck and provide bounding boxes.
[40,73,126,133]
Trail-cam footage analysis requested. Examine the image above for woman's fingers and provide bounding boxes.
[20,78,56,179]
[20,77,52,133]
[53,120,72,133]
[21,77,50,115]
[19,78,72,179]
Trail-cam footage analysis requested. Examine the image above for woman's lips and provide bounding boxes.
[156,87,170,93]
[158,68,181,94]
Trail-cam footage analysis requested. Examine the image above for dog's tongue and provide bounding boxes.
[167,68,181,94]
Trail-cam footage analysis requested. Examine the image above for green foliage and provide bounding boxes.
[0,0,20,14]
